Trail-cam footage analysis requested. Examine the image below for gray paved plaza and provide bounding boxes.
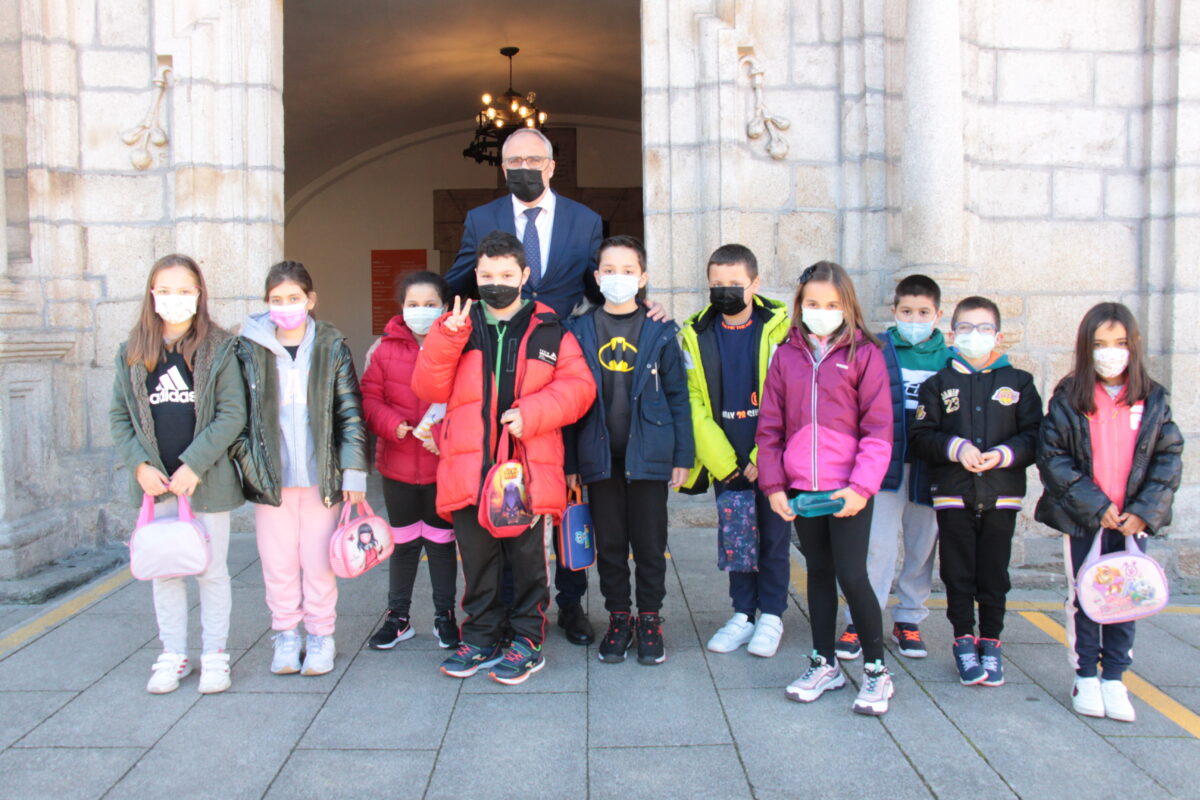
[1,493,1198,799]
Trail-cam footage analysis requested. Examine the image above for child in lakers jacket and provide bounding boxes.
[908,296,1042,689]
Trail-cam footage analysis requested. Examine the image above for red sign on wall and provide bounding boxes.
[371,250,427,335]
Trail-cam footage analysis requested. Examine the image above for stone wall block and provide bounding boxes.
[795,163,838,209]
[80,50,152,90]
[792,44,838,88]
[1095,53,1145,106]
[974,220,1137,291]
[771,89,839,162]
[79,90,153,171]
[974,0,1141,51]
[85,226,158,299]
[970,106,1128,168]
[94,300,140,366]
[971,166,1051,217]
[1104,172,1145,218]
[1052,169,1104,218]
[1023,293,1121,349]
[778,211,838,271]
[80,174,163,224]
[997,51,1093,104]
[668,88,698,146]
[737,156,792,209]
[97,0,151,47]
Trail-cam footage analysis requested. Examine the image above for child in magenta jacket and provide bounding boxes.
[361,271,459,652]
[756,261,894,715]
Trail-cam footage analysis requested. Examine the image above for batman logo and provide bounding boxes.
[599,336,637,372]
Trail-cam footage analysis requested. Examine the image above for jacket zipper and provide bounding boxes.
[808,344,830,491]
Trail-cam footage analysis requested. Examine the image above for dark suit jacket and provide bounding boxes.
[445,191,604,318]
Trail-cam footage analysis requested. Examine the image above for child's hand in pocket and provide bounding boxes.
[830,487,867,517]
[669,467,689,489]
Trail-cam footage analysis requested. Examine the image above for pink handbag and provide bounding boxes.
[1076,530,1169,624]
[329,501,393,579]
[128,493,211,581]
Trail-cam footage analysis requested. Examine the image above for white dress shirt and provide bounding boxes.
[512,190,556,277]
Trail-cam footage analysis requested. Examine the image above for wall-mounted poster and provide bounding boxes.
[371,249,427,335]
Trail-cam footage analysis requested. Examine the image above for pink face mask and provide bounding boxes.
[269,302,308,331]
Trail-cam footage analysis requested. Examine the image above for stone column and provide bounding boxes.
[899,0,965,282]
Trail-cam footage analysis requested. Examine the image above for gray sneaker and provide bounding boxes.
[270,630,302,675]
[785,652,846,703]
[852,660,895,716]
[300,634,337,676]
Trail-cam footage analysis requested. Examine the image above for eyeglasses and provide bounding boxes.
[953,322,997,336]
[502,155,550,169]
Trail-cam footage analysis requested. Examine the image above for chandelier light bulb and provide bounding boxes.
[495,119,504,128]
[538,111,547,123]
[510,99,519,112]
[486,107,496,119]
[519,106,529,117]
[481,93,492,105]
[525,118,535,127]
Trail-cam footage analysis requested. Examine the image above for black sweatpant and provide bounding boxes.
[1068,530,1141,680]
[452,507,548,646]
[381,478,457,616]
[793,497,883,663]
[937,508,1016,640]
[588,461,669,614]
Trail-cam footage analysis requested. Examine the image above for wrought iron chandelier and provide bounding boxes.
[462,47,548,166]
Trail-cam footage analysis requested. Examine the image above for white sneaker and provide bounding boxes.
[853,661,895,716]
[1101,679,1136,722]
[198,652,232,694]
[1071,676,1104,718]
[271,630,302,675]
[146,652,191,694]
[747,614,784,658]
[301,634,336,676]
[785,652,846,703]
[707,613,755,653]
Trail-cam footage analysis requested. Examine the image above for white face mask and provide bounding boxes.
[154,293,198,325]
[955,330,997,360]
[1094,346,1129,379]
[802,308,844,337]
[403,306,443,335]
[599,273,641,306]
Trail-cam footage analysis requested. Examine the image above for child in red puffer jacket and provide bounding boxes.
[361,271,459,652]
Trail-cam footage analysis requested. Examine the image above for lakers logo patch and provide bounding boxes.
[941,388,960,414]
[915,404,927,421]
[991,387,1019,406]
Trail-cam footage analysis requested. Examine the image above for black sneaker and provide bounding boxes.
[636,612,666,666]
[978,638,1005,686]
[835,625,862,660]
[891,623,928,658]
[368,611,413,650]
[433,611,460,649]
[952,635,987,685]
[597,612,634,663]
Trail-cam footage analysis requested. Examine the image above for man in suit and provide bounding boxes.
[445,129,604,318]
[445,128,601,646]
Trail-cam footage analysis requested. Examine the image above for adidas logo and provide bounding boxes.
[149,366,195,405]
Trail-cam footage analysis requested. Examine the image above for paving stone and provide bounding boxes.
[721,687,932,799]
[299,650,457,750]
[17,651,209,748]
[79,579,150,615]
[874,665,1019,798]
[589,744,752,800]
[0,611,156,690]
[0,746,144,800]
[0,689,75,749]
[589,645,731,747]
[921,680,1172,799]
[426,693,586,800]
[105,692,324,799]
[1104,737,1200,798]
[266,749,437,799]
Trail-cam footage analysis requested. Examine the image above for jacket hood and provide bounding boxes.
[948,350,1010,373]
[241,310,316,357]
[382,314,419,344]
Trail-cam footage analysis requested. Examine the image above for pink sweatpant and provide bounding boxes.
[255,486,341,635]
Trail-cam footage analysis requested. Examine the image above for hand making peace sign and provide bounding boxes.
[443,295,473,333]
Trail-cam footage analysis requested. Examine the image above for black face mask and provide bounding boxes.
[478,282,522,310]
[709,286,748,316]
[505,168,545,203]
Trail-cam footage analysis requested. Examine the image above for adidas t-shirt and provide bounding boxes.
[146,350,197,474]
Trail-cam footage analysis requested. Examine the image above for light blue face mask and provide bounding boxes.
[896,320,935,345]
